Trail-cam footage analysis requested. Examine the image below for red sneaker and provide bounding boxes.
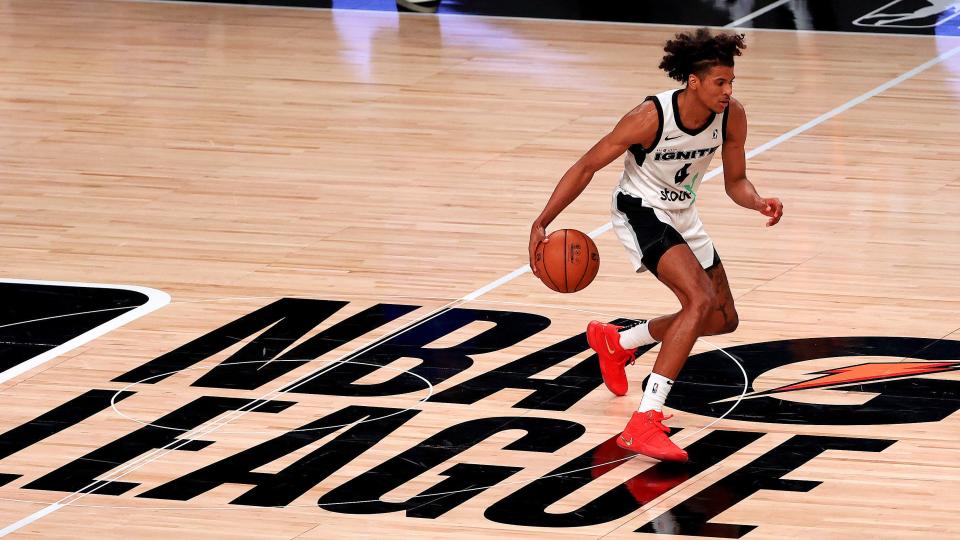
[586,321,637,396]
[616,410,688,462]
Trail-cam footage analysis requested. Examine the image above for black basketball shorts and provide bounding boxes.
[610,189,720,277]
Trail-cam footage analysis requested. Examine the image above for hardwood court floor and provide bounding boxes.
[0,0,959,538]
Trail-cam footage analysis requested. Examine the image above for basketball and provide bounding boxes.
[534,229,600,293]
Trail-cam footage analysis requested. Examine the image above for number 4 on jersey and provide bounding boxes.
[674,163,691,185]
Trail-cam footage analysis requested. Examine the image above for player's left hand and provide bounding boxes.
[758,197,783,227]
[528,223,547,277]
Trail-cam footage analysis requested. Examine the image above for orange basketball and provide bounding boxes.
[534,229,600,293]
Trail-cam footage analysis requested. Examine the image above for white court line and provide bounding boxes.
[462,266,530,301]
[0,503,63,537]
[0,279,170,385]
[3,40,960,538]
[725,0,792,28]
[0,307,131,331]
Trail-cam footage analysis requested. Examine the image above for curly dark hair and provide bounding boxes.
[659,28,746,83]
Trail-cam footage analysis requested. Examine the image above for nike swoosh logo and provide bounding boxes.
[665,134,682,140]
[602,333,617,355]
[620,435,633,447]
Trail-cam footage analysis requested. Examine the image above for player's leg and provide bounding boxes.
[702,261,738,334]
[619,211,736,348]
[632,260,738,341]
[592,192,722,397]
[644,245,716,379]
[396,0,440,13]
[615,243,712,461]
[587,193,667,397]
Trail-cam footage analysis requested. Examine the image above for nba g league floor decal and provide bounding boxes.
[1,289,959,537]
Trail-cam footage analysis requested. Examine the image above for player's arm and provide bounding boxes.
[721,98,783,227]
[529,102,659,276]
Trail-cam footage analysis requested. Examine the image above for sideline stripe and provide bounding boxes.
[745,43,960,160]
[0,503,63,537]
[463,266,530,301]
[3,40,959,540]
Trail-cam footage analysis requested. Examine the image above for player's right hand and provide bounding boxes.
[758,197,783,226]
[529,224,547,277]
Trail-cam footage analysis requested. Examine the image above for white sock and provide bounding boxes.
[638,372,674,413]
[619,320,657,349]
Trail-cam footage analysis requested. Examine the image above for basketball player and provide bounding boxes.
[396,0,440,13]
[528,29,782,462]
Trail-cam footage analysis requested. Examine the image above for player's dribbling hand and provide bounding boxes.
[529,224,547,276]
[758,197,783,227]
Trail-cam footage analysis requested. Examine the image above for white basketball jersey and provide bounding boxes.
[618,88,727,210]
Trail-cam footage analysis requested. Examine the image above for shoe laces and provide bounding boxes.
[651,412,673,433]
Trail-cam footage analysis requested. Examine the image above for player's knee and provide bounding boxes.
[686,290,715,322]
[720,309,739,334]
[704,291,738,334]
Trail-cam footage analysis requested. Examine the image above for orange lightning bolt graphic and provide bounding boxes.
[742,361,960,400]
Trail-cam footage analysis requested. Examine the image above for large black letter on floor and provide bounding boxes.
[636,435,895,538]
[288,308,550,396]
[24,396,293,496]
[138,405,419,506]
[0,389,135,487]
[486,430,762,527]
[433,318,651,411]
[318,416,585,518]
[113,299,418,390]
